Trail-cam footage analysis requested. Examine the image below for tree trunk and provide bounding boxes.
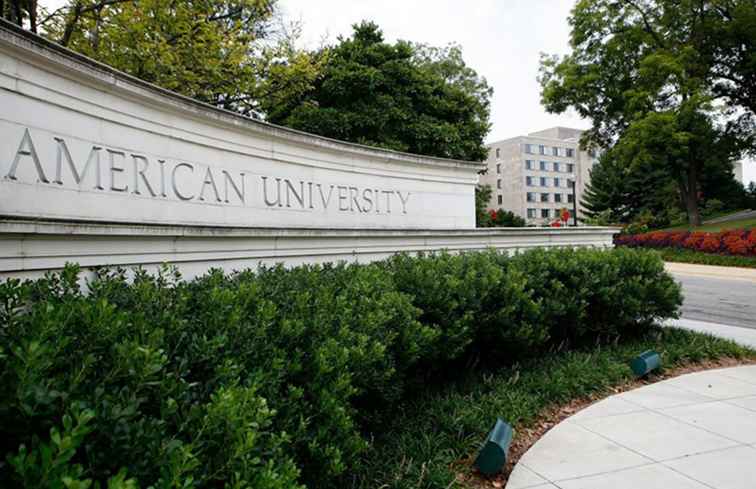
[91,6,102,53]
[11,0,22,26]
[60,1,83,47]
[683,165,702,226]
[28,0,37,33]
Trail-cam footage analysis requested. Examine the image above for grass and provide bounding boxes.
[350,327,755,489]
[661,216,756,232]
[656,247,756,269]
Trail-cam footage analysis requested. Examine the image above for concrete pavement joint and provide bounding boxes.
[506,366,756,489]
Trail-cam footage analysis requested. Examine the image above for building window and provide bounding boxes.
[526,176,533,186]
[540,177,548,186]
[527,209,536,218]
[539,160,547,171]
[553,162,560,172]
[552,147,560,156]
[496,148,500,158]
[568,194,574,203]
[541,209,550,218]
[541,193,549,203]
[539,145,546,155]
[567,163,574,173]
[497,179,502,189]
[498,195,503,205]
[527,192,536,202]
[566,148,575,158]
[555,193,562,203]
[496,163,501,174]
[525,160,534,170]
[554,177,560,187]
[525,144,534,154]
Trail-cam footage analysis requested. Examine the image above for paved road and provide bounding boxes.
[671,273,756,329]
[664,262,756,349]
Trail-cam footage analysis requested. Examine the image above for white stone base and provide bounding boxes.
[0,219,616,281]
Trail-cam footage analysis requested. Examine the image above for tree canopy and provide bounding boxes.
[3,7,491,161]
[540,0,755,225]
[582,152,679,225]
[581,114,745,226]
[265,21,493,161]
[36,0,321,118]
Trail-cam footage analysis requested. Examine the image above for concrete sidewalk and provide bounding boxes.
[665,262,756,282]
[507,366,756,489]
[670,318,756,349]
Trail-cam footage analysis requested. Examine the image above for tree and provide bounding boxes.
[702,1,756,119]
[746,182,756,209]
[411,42,493,128]
[583,109,742,226]
[475,184,493,227]
[489,209,526,227]
[1,0,37,31]
[266,21,492,161]
[33,0,323,119]
[582,152,678,225]
[540,0,756,225]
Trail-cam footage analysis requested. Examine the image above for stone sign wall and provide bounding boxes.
[0,22,480,230]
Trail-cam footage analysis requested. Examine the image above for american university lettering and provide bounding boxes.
[4,128,410,215]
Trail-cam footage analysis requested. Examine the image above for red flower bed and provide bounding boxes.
[614,228,756,257]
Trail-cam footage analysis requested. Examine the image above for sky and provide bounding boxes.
[38,0,755,184]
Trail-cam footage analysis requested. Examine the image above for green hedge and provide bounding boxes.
[0,248,681,488]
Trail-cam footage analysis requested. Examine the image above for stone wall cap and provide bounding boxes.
[0,218,619,238]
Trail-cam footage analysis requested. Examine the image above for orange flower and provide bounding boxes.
[699,235,721,253]
[724,236,750,255]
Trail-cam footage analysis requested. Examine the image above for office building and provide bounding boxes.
[481,127,598,225]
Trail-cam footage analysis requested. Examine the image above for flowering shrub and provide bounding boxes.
[748,230,756,248]
[615,228,756,257]
[485,208,527,227]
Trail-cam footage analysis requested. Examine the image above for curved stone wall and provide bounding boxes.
[0,21,482,230]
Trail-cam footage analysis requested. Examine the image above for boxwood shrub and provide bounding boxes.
[0,248,681,488]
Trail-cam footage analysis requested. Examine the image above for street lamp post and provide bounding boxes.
[568,179,578,227]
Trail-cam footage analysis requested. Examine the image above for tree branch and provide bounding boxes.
[621,0,666,48]
[37,6,66,27]
[59,0,133,47]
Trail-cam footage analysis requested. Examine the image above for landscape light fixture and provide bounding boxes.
[631,350,661,377]
[474,418,514,475]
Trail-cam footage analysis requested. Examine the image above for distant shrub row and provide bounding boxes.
[0,248,681,488]
[616,229,756,256]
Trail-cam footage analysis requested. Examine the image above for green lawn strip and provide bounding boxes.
[660,216,756,232]
[351,328,755,489]
[656,247,756,268]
